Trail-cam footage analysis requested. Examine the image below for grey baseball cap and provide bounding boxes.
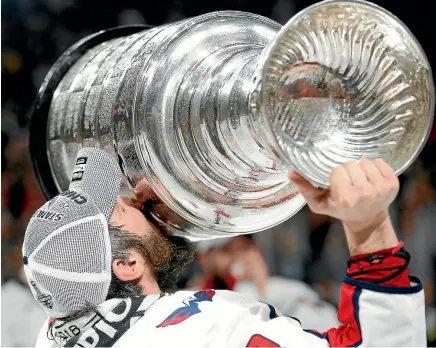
[22,148,122,318]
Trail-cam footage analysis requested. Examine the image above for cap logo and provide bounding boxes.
[30,281,53,309]
[33,209,64,221]
[59,190,88,205]
[76,157,87,165]
[48,197,57,209]
[71,157,87,182]
[71,171,84,182]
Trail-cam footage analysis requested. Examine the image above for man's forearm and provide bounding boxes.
[343,213,399,256]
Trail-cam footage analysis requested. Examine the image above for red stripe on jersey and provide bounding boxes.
[306,284,362,347]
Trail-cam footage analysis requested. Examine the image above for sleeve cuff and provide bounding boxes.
[344,276,423,294]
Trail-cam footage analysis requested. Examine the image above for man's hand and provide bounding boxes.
[289,159,400,255]
[232,246,269,295]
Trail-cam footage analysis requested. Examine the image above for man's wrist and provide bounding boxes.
[343,212,399,256]
[346,242,411,286]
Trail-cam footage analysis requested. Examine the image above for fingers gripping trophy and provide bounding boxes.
[30,0,434,241]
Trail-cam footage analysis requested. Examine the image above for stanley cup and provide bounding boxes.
[30,0,434,240]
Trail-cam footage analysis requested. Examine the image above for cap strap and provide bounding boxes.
[27,260,111,283]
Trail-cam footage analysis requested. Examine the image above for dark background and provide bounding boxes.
[2,0,436,345]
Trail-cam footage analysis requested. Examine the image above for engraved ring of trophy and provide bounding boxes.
[31,0,434,240]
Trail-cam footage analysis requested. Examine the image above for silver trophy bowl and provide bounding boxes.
[253,0,435,188]
[30,0,434,240]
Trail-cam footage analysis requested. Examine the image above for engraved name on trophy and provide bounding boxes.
[31,0,434,240]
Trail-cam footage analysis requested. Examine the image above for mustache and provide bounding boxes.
[154,234,196,293]
[139,199,196,293]
[140,199,186,239]
[141,201,196,261]
[140,199,170,234]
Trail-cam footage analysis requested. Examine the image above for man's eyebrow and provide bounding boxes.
[108,223,126,232]
[140,199,155,221]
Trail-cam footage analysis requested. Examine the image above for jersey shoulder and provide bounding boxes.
[35,318,60,348]
[114,289,275,347]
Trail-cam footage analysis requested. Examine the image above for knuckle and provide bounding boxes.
[375,158,395,175]
[358,187,375,200]
[344,160,358,169]
[378,178,398,194]
[358,158,371,167]
[339,195,353,208]
[374,158,388,166]
[331,166,342,177]
[389,177,400,191]
[376,183,390,194]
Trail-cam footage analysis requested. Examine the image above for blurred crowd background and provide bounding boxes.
[2,0,436,346]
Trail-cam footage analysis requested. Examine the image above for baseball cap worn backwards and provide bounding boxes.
[22,148,122,318]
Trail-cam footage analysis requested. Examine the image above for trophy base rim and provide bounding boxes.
[30,25,152,200]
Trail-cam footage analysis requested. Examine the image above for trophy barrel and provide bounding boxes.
[30,25,150,200]
[33,13,306,240]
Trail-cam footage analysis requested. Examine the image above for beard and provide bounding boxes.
[107,224,195,299]
[153,234,195,293]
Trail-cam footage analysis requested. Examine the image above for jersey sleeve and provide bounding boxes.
[35,318,60,348]
[304,276,425,347]
[227,244,426,347]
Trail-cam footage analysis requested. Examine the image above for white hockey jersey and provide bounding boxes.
[35,276,425,347]
[234,276,340,332]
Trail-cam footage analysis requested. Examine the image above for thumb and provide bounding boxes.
[288,170,325,204]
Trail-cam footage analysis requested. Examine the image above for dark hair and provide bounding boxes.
[107,223,195,294]
[47,225,144,339]
[48,222,194,338]
[106,224,145,299]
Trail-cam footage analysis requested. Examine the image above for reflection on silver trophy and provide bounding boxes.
[31,0,434,240]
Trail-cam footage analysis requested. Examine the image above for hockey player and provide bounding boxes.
[23,148,425,347]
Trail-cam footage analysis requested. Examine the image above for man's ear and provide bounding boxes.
[112,249,146,282]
